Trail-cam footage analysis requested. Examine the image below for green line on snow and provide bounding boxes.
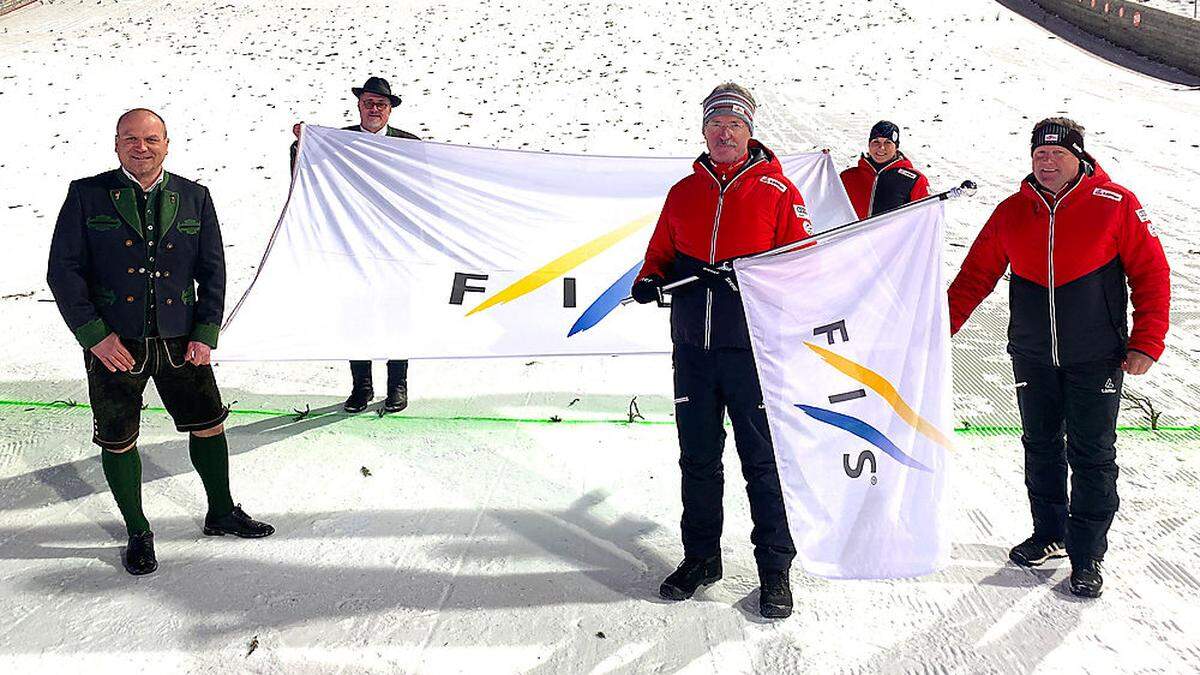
[0,399,675,426]
[3,399,1199,436]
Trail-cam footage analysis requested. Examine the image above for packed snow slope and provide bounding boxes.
[0,0,1198,673]
[1139,0,1199,18]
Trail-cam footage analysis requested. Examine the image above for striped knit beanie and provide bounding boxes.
[1031,120,1086,161]
[702,84,756,134]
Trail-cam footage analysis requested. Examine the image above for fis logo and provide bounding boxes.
[795,320,949,483]
[447,214,655,336]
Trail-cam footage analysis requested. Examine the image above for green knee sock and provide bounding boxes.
[101,447,151,536]
[189,432,235,516]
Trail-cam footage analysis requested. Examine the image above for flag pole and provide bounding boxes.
[619,180,976,305]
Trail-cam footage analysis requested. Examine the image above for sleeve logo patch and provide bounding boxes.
[793,204,809,219]
[759,176,787,192]
[896,168,917,179]
[1136,208,1150,223]
[1092,188,1123,202]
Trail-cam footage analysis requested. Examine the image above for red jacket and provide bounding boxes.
[639,141,812,349]
[948,163,1170,365]
[840,154,930,220]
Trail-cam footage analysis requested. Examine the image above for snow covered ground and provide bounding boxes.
[1,0,1198,672]
[1140,0,1199,18]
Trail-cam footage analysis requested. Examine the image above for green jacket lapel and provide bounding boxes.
[109,187,142,238]
[158,173,178,239]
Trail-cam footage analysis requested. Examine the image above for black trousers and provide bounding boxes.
[1012,357,1123,564]
[349,359,408,388]
[673,344,795,572]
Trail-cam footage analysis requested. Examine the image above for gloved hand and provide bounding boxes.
[697,263,738,293]
[631,274,667,304]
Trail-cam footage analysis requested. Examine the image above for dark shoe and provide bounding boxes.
[659,556,722,601]
[123,531,158,576]
[343,387,374,413]
[203,505,275,538]
[345,361,374,412]
[759,569,792,618]
[383,382,408,413]
[1070,560,1104,598]
[1009,535,1067,567]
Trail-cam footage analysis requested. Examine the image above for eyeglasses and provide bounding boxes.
[360,100,391,110]
[705,120,746,132]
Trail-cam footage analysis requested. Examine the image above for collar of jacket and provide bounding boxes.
[109,169,178,239]
[1019,155,1108,211]
[694,140,778,184]
[858,152,913,175]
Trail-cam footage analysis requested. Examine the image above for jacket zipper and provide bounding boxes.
[1033,178,1082,367]
[866,156,901,217]
[700,156,766,350]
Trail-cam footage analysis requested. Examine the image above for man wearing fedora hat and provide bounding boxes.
[290,76,420,413]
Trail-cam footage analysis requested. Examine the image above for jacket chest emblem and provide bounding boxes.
[1092,188,1123,202]
[86,214,121,231]
[178,218,201,235]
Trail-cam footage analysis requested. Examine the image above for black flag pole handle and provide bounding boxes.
[619,180,977,306]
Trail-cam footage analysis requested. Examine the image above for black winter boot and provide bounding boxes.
[659,556,722,600]
[123,531,158,576]
[759,569,792,618]
[203,505,275,538]
[1070,560,1104,598]
[344,360,374,412]
[384,360,409,413]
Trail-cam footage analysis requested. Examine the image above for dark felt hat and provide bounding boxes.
[351,76,401,107]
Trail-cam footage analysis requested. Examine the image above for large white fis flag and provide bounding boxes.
[218,126,855,360]
[734,202,952,579]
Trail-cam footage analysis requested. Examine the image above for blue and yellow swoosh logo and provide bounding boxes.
[797,342,949,472]
[464,213,653,335]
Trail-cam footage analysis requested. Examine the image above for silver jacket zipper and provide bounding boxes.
[1033,178,1082,367]
[700,156,766,350]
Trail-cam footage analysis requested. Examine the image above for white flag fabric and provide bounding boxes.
[734,201,952,579]
[218,126,855,360]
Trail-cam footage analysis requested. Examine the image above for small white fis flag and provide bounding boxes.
[735,201,953,579]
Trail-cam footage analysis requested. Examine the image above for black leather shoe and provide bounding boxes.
[383,383,408,413]
[123,531,158,576]
[203,505,275,538]
[1070,560,1104,598]
[659,556,722,600]
[759,569,792,618]
[1009,535,1067,567]
[343,387,374,413]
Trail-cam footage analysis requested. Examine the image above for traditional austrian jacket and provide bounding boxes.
[47,169,226,349]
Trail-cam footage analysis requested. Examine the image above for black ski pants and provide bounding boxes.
[1012,357,1123,564]
[672,344,796,572]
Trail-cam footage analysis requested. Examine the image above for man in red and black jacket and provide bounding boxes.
[630,83,812,619]
[840,120,930,220]
[948,118,1170,599]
